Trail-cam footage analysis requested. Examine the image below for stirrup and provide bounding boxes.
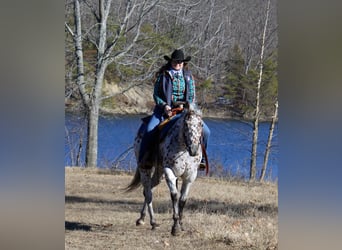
[198,161,206,171]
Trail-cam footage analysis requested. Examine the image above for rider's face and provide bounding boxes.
[171,60,183,70]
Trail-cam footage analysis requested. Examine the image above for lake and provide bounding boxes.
[65,113,278,181]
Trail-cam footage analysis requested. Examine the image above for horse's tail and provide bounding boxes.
[124,168,141,192]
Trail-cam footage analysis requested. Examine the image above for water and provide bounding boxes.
[65,113,278,181]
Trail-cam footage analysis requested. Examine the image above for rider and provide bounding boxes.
[139,49,210,169]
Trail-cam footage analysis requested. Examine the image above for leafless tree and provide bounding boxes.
[66,0,161,167]
[260,99,278,181]
[250,0,272,180]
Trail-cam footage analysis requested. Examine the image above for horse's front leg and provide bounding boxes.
[164,167,181,236]
[178,180,193,231]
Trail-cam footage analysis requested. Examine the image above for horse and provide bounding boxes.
[125,102,203,236]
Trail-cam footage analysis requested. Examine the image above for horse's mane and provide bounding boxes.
[186,103,202,117]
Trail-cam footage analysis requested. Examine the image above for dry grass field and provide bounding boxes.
[65,167,278,249]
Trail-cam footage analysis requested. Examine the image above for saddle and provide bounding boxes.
[142,115,181,143]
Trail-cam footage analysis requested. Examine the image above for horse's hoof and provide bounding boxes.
[171,226,181,236]
[151,223,160,230]
[136,219,145,226]
[179,221,185,231]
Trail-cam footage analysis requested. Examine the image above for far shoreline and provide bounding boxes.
[65,107,276,122]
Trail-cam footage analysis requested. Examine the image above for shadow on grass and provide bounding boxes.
[66,195,144,212]
[66,195,277,217]
[65,221,92,231]
[186,199,278,217]
[66,195,141,206]
[153,199,278,217]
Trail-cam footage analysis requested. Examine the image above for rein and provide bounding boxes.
[158,107,184,129]
[171,107,183,116]
[201,143,209,176]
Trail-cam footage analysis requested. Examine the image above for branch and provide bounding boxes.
[104,0,160,63]
[111,146,134,169]
[84,0,100,22]
[65,22,74,37]
[100,81,146,101]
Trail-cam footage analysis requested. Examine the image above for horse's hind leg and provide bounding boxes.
[136,187,159,230]
[147,186,160,230]
[136,171,147,226]
[146,167,163,229]
[136,197,146,226]
[135,169,157,229]
[141,170,159,230]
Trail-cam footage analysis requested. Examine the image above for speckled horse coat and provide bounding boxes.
[125,104,203,236]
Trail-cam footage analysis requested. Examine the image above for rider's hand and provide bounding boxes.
[164,105,172,117]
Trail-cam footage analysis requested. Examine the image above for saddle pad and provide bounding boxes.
[158,114,181,141]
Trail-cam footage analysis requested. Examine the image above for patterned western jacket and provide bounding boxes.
[153,69,195,110]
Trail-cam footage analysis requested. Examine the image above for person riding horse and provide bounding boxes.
[126,102,205,234]
[138,49,210,169]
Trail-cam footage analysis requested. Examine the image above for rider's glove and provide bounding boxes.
[164,105,172,117]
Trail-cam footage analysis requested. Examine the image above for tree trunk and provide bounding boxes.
[85,61,107,167]
[249,0,271,181]
[73,0,111,168]
[85,104,99,167]
[250,118,259,180]
[76,127,84,166]
[260,100,278,181]
[73,0,90,106]
[65,126,75,165]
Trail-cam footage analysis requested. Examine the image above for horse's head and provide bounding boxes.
[183,103,203,156]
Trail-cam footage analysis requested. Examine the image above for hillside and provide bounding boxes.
[65,81,238,119]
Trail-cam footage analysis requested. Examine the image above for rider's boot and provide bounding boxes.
[198,158,206,171]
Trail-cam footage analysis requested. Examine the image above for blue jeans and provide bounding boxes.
[202,122,210,150]
[138,108,210,162]
[138,108,164,162]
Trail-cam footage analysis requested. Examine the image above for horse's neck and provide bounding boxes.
[178,116,186,140]
[168,114,185,143]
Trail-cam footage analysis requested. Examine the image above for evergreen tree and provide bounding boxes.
[260,51,278,117]
[224,44,257,117]
[223,45,277,119]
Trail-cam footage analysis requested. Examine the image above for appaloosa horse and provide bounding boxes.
[125,103,203,236]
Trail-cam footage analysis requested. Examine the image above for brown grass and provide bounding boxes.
[65,167,278,250]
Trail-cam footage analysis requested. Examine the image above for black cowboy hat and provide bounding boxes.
[164,49,191,62]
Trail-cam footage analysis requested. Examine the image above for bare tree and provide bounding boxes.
[66,0,161,167]
[249,0,271,180]
[260,99,278,181]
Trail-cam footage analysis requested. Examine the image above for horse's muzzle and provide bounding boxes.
[189,144,199,156]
